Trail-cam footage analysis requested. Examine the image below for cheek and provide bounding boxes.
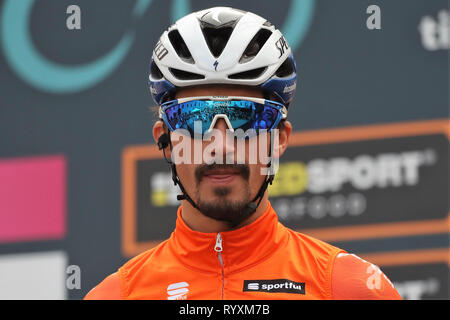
[170,135,197,164]
[249,164,267,188]
[175,164,197,185]
[242,135,272,165]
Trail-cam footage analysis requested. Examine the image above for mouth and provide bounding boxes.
[196,164,250,187]
[204,169,240,184]
[202,168,242,185]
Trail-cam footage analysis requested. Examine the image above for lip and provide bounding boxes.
[203,173,239,185]
[204,169,240,176]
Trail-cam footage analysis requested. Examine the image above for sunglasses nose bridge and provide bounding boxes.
[208,114,235,132]
[203,115,237,163]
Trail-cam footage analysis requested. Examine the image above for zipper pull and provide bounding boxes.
[214,233,223,252]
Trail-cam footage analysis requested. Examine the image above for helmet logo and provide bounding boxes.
[275,35,289,58]
[213,60,219,71]
[154,40,169,60]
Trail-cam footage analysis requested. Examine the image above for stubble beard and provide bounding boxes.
[194,164,252,226]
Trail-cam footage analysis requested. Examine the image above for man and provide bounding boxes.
[85,7,401,300]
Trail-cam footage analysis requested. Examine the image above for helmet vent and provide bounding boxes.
[169,68,205,80]
[228,67,267,80]
[275,57,295,78]
[150,61,164,80]
[168,30,195,63]
[239,28,272,63]
[201,25,234,58]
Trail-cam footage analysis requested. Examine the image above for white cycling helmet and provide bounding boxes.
[149,7,297,107]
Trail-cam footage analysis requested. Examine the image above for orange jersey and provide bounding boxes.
[84,202,401,300]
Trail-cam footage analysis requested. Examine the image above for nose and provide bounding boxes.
[207,118,236,163]
[212,117,231,133]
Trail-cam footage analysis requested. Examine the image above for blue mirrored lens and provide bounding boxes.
[163,100,281,134]
[254,105,279,130]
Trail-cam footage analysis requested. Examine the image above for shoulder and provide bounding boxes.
[283,229,346,298]
[285,228,343,268]
[84,272,121,300]
[331,252,402,300]
[120,240,171,280]
[84,242,168,300]
[286,228,342,255]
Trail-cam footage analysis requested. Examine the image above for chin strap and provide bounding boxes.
[158,130,276,227]
[229,173,274,228]
[158,131,201,211]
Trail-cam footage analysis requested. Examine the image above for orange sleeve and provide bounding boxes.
[84,272,122,300]
[331,253,402,300]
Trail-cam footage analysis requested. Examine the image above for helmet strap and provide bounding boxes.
[160,131,201,211]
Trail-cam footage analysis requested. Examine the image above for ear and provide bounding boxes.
[153,120,166,144]
[273,120,291,158]
[153,120,172,157]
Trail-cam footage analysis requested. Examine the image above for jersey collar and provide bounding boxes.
[168,201,287,274]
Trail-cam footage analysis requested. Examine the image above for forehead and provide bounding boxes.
[175,85,264,99]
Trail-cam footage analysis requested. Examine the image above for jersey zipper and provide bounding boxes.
[214,233,225,299]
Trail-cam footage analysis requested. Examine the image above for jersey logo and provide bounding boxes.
[243,279,305,294]
[167,282,189,300]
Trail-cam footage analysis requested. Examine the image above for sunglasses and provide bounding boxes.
[159,96,287,138]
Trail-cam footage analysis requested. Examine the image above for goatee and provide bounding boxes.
[194,164,251,227]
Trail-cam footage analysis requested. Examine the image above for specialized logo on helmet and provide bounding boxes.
[213,60,219,71]
[275,35,289,58]
[154,40,169,60]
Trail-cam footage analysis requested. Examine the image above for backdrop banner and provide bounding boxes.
[0,0,448,300]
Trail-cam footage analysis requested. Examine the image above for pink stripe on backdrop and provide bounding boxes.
[0,155,66,243]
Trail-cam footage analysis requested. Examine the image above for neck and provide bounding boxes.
[180,193,269,233]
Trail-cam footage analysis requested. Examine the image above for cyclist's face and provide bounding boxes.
[153,85,291,224]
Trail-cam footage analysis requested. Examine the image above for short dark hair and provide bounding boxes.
[277,119,286,130]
